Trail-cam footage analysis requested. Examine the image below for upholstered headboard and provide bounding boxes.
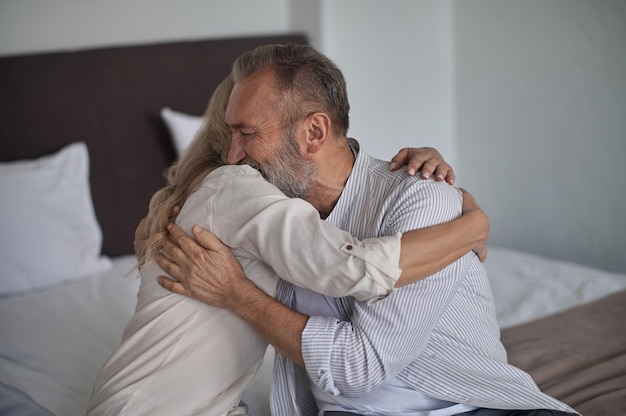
[0,34,308,256]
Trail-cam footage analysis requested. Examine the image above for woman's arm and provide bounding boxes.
[157,180,488,306]
[182,165,402,302]
[397,188,488,286]
[133,146,454,259]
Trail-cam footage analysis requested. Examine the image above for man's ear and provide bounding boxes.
[303,112,332,154]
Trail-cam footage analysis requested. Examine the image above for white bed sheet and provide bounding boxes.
[1,248,626,415]
[486,247,626,328]
[0,255,274,416]
[0,256,139,416]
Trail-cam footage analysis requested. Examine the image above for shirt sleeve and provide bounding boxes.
[186,165,402,303]
[301,178,472,397]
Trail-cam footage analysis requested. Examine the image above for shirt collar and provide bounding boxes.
[325,138,369,228]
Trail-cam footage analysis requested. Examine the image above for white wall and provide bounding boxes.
[0,0,290,56]
[2,0,624,272]
[319,0,626,272]
[455,0,626,272]
[318,0,456,165]
[289,0,321,50]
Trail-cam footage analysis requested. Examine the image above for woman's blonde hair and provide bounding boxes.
[137,75,235,268]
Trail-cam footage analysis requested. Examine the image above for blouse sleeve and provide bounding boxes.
[192,165,402,303]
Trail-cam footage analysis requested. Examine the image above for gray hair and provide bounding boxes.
[232,43,350,137]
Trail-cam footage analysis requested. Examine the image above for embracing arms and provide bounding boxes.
[139,147,487,367]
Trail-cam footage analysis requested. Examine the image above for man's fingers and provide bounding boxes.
[155,251,182,280]
[192,225,225,251]
[166,223,207,259]
[166,222,190,245]
[159,237,183,262]
[157,275,186,295]
[168,205,181,221]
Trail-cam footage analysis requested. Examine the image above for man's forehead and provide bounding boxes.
[225,84,252,127]
[226,73,278,125]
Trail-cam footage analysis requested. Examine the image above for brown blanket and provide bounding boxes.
[501,289,626,416]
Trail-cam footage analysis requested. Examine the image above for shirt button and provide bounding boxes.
[346,244,353,250]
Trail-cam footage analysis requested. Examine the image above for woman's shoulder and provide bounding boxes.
[200,164,264,187]
[199,164,283,197]
[207,164,262,179]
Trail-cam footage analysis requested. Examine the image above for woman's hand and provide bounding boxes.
[389,147,455,185]
[460,188,489,262]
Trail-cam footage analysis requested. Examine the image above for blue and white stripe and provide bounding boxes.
[271,140,578,416]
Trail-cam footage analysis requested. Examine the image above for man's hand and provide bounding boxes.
[157,223,308,365]
[460,188,489,262]
[389,147,455,185]
[155,223,249,309]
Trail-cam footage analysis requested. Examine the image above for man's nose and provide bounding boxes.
[227,135,246,165]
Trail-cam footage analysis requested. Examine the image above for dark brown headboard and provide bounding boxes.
[0,34,308,256]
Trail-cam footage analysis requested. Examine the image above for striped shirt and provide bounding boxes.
[270,140,579,416]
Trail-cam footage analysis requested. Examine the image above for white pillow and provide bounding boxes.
[160,107,204,157]
[0,142,112,296]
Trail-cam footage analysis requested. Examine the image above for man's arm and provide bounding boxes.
[301,180,470,396]
[156,224,309,366]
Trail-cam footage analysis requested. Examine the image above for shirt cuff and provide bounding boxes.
[341,232,402,304]
[301,315,343,395]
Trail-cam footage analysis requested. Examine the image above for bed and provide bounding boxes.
[1,35,624,416]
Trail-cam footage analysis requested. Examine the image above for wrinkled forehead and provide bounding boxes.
[225,71,283,125]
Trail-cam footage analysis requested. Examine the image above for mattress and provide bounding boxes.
[1,248,625,415]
